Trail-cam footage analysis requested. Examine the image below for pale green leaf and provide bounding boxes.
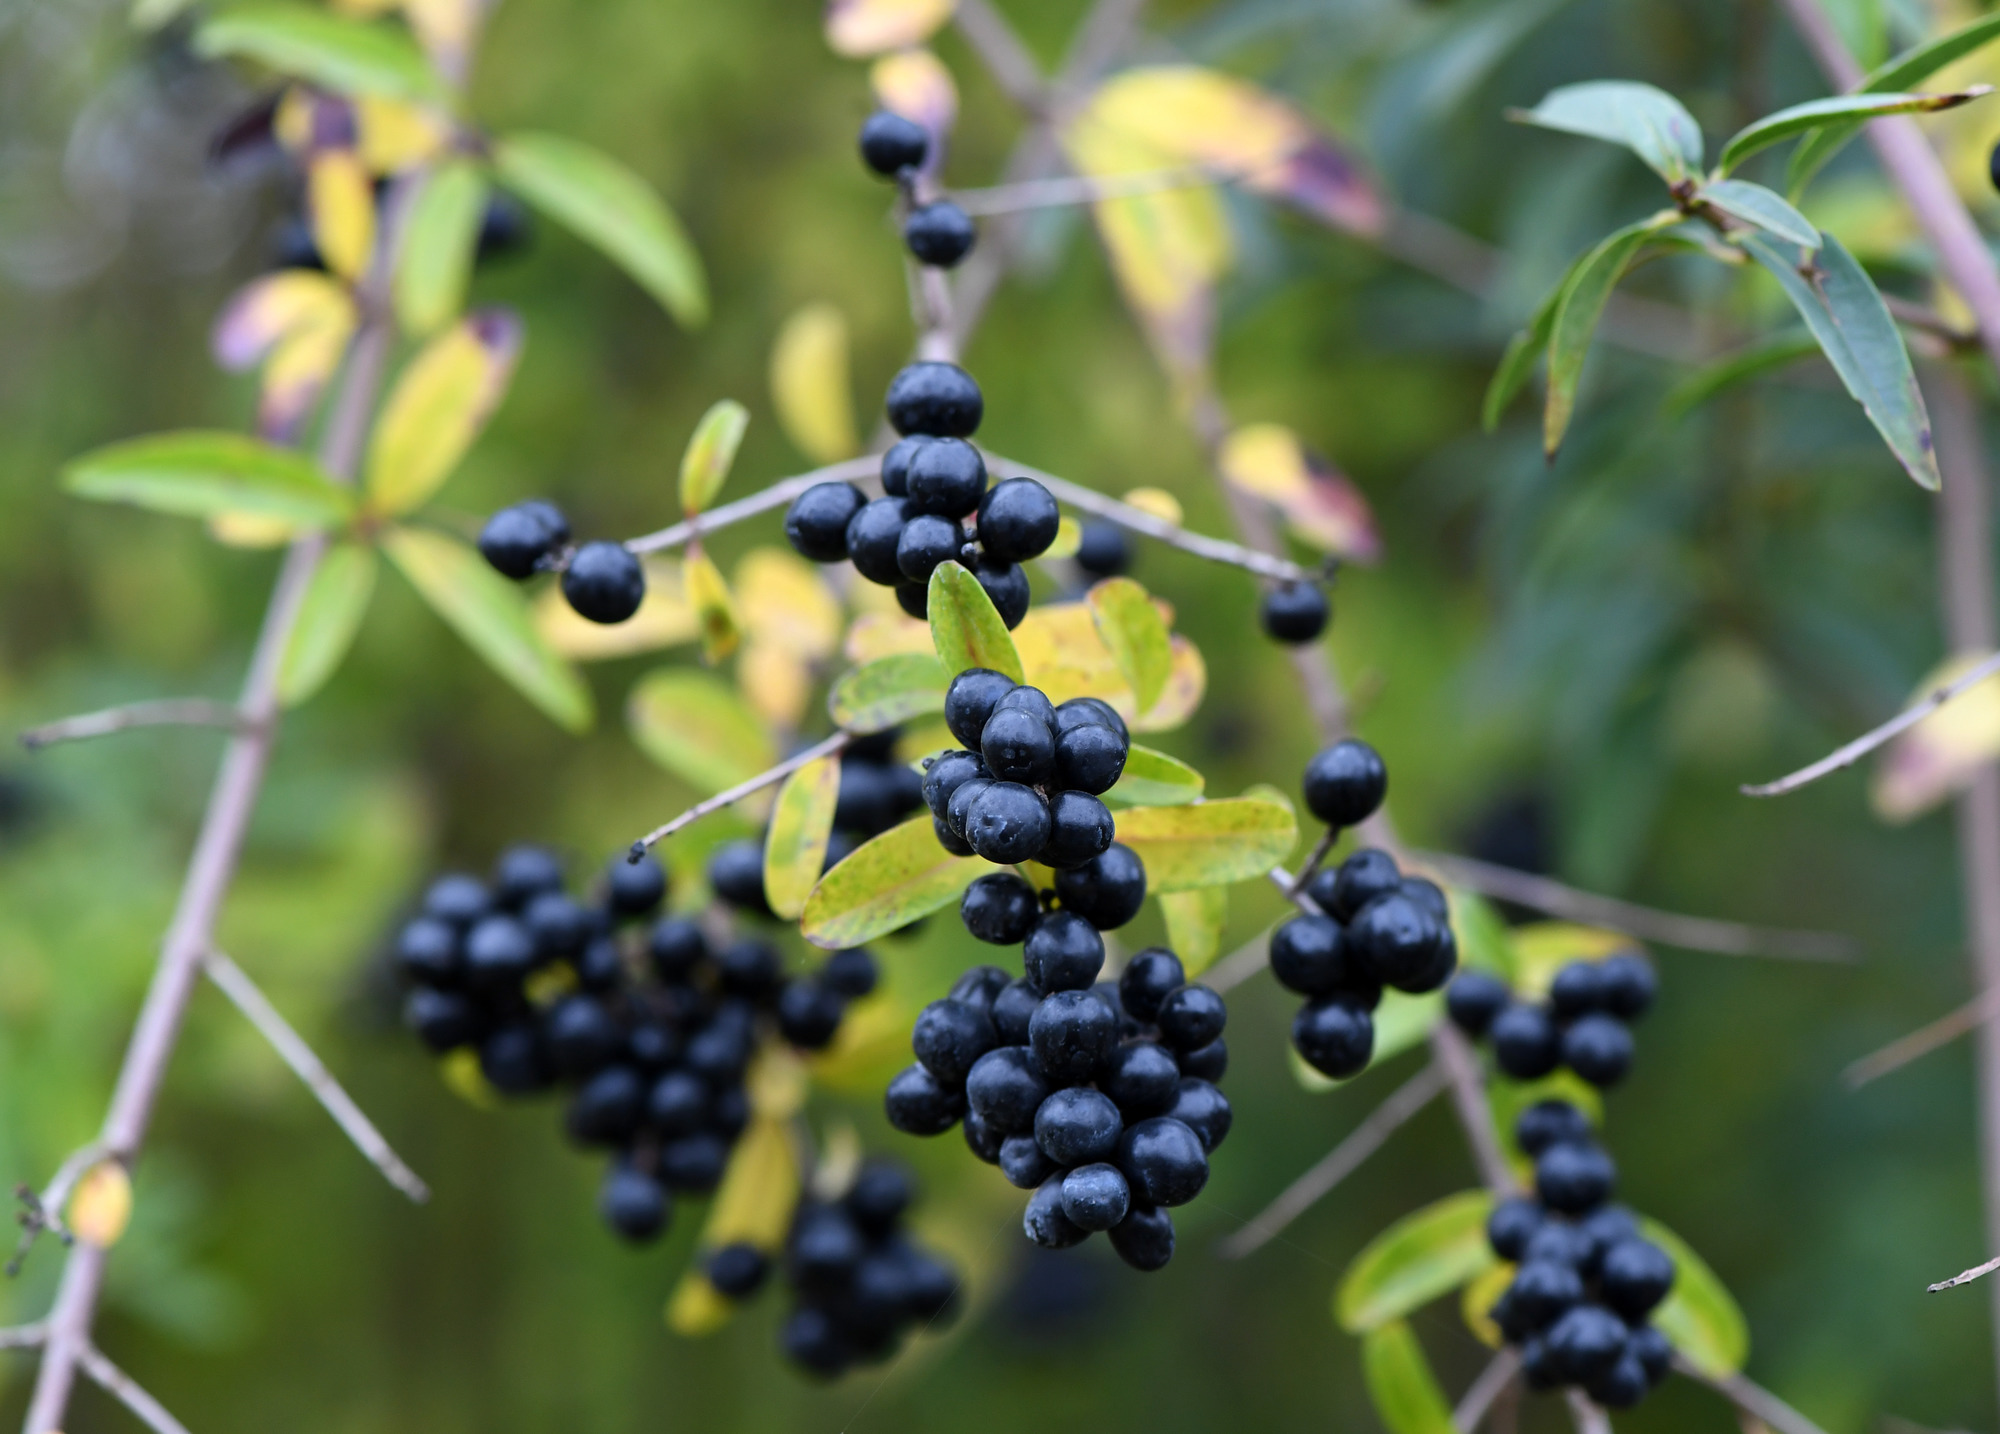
[801,814,989,949]
[1087,577,1172,712]
[1544,213,1679,459]
[626,668,776,794]
[828,653,949,733]
[1107,742,1204,806]
[383,526,592,732]
[492,131,708,326]
[1642,1217,1750,1378]
[1336,1190,1498,1332]
[764,755,842,921]
[928,560,1024,682]
[1446,886,1515,979]
[679,399,750,516]
[1719,87,1990,176]
[278,540,376,706]
[395,160,487,337]
[64,430,353,529]
[1509,81,1705,183]
[1360,1322,1457,1434]
[1696,178,1819,248]
[1112,796,1297,893]
[1160,887,1228,974]
[194,3,445,104]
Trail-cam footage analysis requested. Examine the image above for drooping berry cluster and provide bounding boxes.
[1481,1099,1677,1408]
[394,844,876,1242]
[784,361,1057,626]
[859,110,977,271]
[1274,739,1458,1077]
[476,499,647,625]
[1446,951,1656,1088]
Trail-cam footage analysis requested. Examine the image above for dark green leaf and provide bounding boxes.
[278,540,376,706]
[801,815,989,949]
[1659,329,1820,418]
[928,561,1024,681]
[64,431,353,529]
[194,3,444,104]
[1336,1190,1497,1332]
[1641,1217,1750,1377]
[1720,88,1991,175]
[828,653,950,733]
[1113,796,1297,893]
[1482,280,1564,432]
[1360,1322,1457,1434]
[1544,213,1678,459]
[1696,178,1819,248]
[1509,81,1704,183]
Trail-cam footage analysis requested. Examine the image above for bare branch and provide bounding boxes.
[624,456,882,556]
[951,0,1048,112]
[1431,1020,1517,1194]
[1206,932,1273,996]
[6,1143,111,1275]
[1564,1389,1612,1434]
[1845,986,2000,1089]
[1217,1061,1447,1259]
[630,730,853,857]
[200,950,428,1203]
[1288,827,1338,896]
[1741,650,2000,798]
[1416,851,1859,963]
[949,165,1252,216]
[1930,1254,2000,1292]
[1676,1358,1834,1434]
[0,1325,44,1350]
[78,1342,192,1434]
[20,701,251,752]
[1454,1349,1520,1433]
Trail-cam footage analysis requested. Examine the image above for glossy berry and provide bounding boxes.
[972,560,1030,628]
[1028,989,1119,1083]
[904,200,975,267]
[716,938,782,1000]
[1156,984,1226,1051]
[396,917,459,985]
[789,1205,865,1292]
[981,705,1054,783]
[707,1242,770,1299]
[785,481,867,562]
[1118,948,1186,1023]
[993,684,1058,727]
[1486,1197,1543,1262]
[965,1046,1050,1134]
[846,1160,914,1235]
[963,781,1051,864]
[1041,790,1115,869]
[544,995,622,1076]
[859,110,928,176]
[1268,915,1346,996]
[1178,1038,1228,1082]
[942,777,992,841]
[963,1109,1004,1163]
[845,496,911,585]
[648,1070,708,1134]
[1075,520,1130,577]
[1491,1002,1561,1080]
[885,1063,966,1135]
[924,749,989,821]
[648,915,706,978]
[1060,1162,1132,1231]
[1116,1116,1208,1207]
[1327,848,1400,920]
[494,844,564,907]
[894,513,960,583]
[567,1065,643,1144]
[1589,1352,1650,1410]
[1059,696,1128,741]
[1023,1175,1090,1249]
[895,582,929,620]
[823,946,879,998]
[779,1306,849,1378]
[885,361,982,438]
[1549,960,1608,1018]
[1545,1304,1627,1381]
[1563,1013,1634,1087]
[404,987,477,1051]
[1292,996,1374,1078]
[960,872,1040,944]
[1577,1205,1639,1273]
[524,891,588,959]
[1347,892,1448,991]
[943,668,1017,748]
[1302,739,1389,828]
[573,936,623,992]
[1000,1133,1057,1190]
[1034,1086,1124,1166]
[1052,722,1127,795]
[912,998,998,1084]
[990,979,1039,1045]
[880,434,931,496]
[950,964,1011,1012]
[1054,844,1146,929]
[1260,582,1329,644]
[976,477,1060,562]
[1099,1042,1181,1117]
[1536,1141,1616,1214]
[1598,951,1656,1019]
[464,915,536,990]
[562,541,645,624]
[606,852,666,916]
[422,873,489,925]
[1023,912,1106,992]
[1108,1202,1174,1271]
[599,1165,668,1243]
[707,839,771,916]
[479,500,569,578]
[1514,1099,1592,1158]
[1629,1324,1673,1386]
[1446,971,1509,1036]
[1599,1238,1675,1319]
[1165,1079,1231,1152]
[778,979,846,1049]
[906,438,986,518]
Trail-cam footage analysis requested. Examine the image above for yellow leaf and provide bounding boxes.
[1461,1261,1512,1349]
[808,993,914,1093]
[1088,576,1172,712]
[207,512,299,548]
[667,1114,801,1335]
[665,1275,735,1337]
[770,303,858,464]
[747,1042,809,1120]
[679,399,750,517]
[401,0,482,81]
[802,815,990,948]
[1873,651,2000,821]
[825,0,954,57]
[1218,423,1380,561]
[1114,795,1297,893]
[1220,423,1310,503]
[67,1162,133,1248]
[536,557,698,659]
[929,560,1024,681]
[765,755,841,919]
[365,311,522,515]
[439,1046,498,1107]
[735,546,842,659]
[1134,636,1207,732]
[1121,487,1183,525]
[684,547,741,663]
[211,270,358,441]
[1043,515,1083,561]
[260,316,357,441]
[308,148,376,282]
[739,640,812,729]
[844,610,935,664]
[871,47,957,134]
[272,85,320,155]
[355,93,448,173]
[1160,886,1228,973]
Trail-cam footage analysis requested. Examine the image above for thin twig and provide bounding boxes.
[19,700,251,752]
[624,456,881,556]
[200,950,429,1203]
[1288,827,1338,896]
[1677,1358,1834,1434]
[949,165,1255,216]
[77,1342,192,1434]
[1741,650,2000,798]
[950,0,1049,113]
[1432,1020,1517,1194]
[1217,1061,1447,1259]
[1205,931,1272,996]
[7,1143,108,1275]
[629,730,853,857]
[1845,985,2000,1089]
[0,1325,45,1350]
[1564,1388,1612,1434]
[1416,851,1859,962]
[1455,1349,1521,1433]
[1930,1253,2000,1292]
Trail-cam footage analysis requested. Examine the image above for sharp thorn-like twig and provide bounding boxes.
[630,730,853,856]
[1455,1349,1521,1433]
[78,1342,193,1434]
[20,700,252,752]
[1930,1253,2000,1292]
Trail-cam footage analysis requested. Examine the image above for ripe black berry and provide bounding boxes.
[1115,1116,1208,1207]
[708,1242,771,1298]
[1023,912,1106,992]
[1060,1162,1132,1231]
[912,998,998,1084]
[567,1065,643,1144]
[965,1046,1049,1133]
[905,437,986,518]
[1156,984,1226,1051]
[1327,848,1400,920]
[1118,948,1186,1022]
[1549,960,1608,1018]
[962,781,1051,863]
[1562,1013,1634,1087]
[784,481,866,562]
[1446,970,1509,1035]
[599,1164,668,1242]
[896,513,963,582]
[981,704,1055,783]
[1024,1174,1090,1249]
[404,987,478,1051]
[972,560,1030,628]
[778,979,846,1049]
[845,496,910,585]
[896,582,928,620]
[1053,844,1146,929]
[942,776,991,840]
[1268,915,1346,996]
[562,541,645,624]
[960,872,1039,944]
[990,979,1039,1044]
[823,946,879,997]
[495,844,564,907]
[923,749,988,821]
[605,851,666,916]
[1347,891,1449,992]
[779,1305,849,1377]
[963,1109,1004,1163]
[464,914,536,990]
[1033,1086,1124,1165]
[1041,790,1115,869]
[648,1070,708,1134]
[396,917,459,984]
[904,200,975,267]
[1052,722,1127,795]
[1000,1133,1057,1189]
[789,1204,865,1292]
[1628,1324,1673,1385]
[1260,582,1329,644]
[1514,1099,1592,1157]
[1292,995,1373,1078]
[1302,738,1389,828]
[1491,1002,1561,1080]
[1028,988,1118,1083]
[1099,1041,1180,1117]
[422,873,489,925]
[1507,1258,1584,1326]
[950,964,1010,1012]
[880,434,931,496]
[524,891,588,959]
[1486,1197,1543,1261]
[885,1063,966,1135]
[1598,951,1656,1019]
[976,477,1060,562]
[1164,1078,1231,1152]
[1523,1220,1593,1269]
[707,839,771,916]
[1075,520,1130,577]
[944,668,1016,748]
[1545,1304,1626,1380]
[859,110,928,177]
[1108,1202,1174,1271]
[1589,1352,1650,1410]
[885,361,982,438]
[1599,1237,1674,1318]
[993,685,1057,726]
[846,1159,914,1235]
[478,500,569,579]
[716,938,783,1001]
[544,995,622,1076]
[648,914,706,978]
[1536,1141,1616,1214]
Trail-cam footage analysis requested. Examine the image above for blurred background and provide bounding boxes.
[3,0,1998,1428]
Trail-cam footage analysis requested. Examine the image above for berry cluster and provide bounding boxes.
[784,361,1056,627]
[859,110,977,271]
[1274,739,1458,1077]
[1482,1100,1677,1408]
[1445,951,1656,1088]
[731,1160,961,1378]
[923,669,1126,866]
[476,499,647,625]
[394,844,876,1242]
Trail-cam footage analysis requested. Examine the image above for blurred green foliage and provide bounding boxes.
[3,0,1999,1429]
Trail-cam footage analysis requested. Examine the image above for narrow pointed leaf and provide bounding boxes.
[764,755,842,920]
[1087,577,1172,712]
[395,160,487,337]
[626,668,775,794]
[1336,1190,1498,1332]
[684,547,741,663]
[1743,232,1939,488]
[1696,178,1819,248]
[1360,1322,1457,1434]
[1159,887,1227,974]
[194,3,446,103]
[1509,81,1704,182]
[679,399,749,516]
[801,814,988,948]
[365,310,522,515]
[668,1114,800,1334]
[64,431,353,528]
[1719,87,1991,176]
[1544,214,1678,458]
[1660,329,1819,418]
[1107,743,1205,806]
[1641,1217,1749,1377]
[1482,279,1565,431]
[278,540,377,705]
[492,131,707,326]
[1113,796,1297,893]
[383,526,592,732]
[828,653,949,733]
[928,560,1024,681]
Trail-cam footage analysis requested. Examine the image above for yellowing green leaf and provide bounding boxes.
[736,547,842,659]
[278,540,377,706]
[824,0,953,57]
[354,92,449,173]
[627,667,775,794]
[1160,887,1227,974]
[194,3,446,104]
[739,641,812,731]
[801,814,988,949]
[1088,577,1172,712]
[1461,1261,1512,1348]
[307,148,375,282]
[1043,515,1082,561]
[384,525,592,731]
[1336,1190,1497,1332]
[395,159,487,336]
[1360,1322,1457,1434]
[1218,424,1381,561]
[679,399,750,516]
[536,556,698,660]
[683,547,740,664]
[365,310,522,515]
[212,269,355,373]
[1108,743,1204,806]
[870,47,956,133]
[1446,885,1515,979]
[1873,651,2000,821]
[1113,796,1296,893]
[668,1114,800,1335]
[929,560,1024,681]
[829,653,950,733]
[769,305,857,464]
[1508,922,1637,1000]
[64,430,354,528]
[765,756,842,920]
[1642,1217,1750,1378]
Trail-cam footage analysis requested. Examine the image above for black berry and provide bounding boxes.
[1260,582,1329,644]
[1059,1162,1132,1231]
[1599,1238,1674,1319]
[976,477,1060,562]
[1033,1086,1124,1165]
[885,1063,966,1135]
[1164,1078,1231,1152]
[944,668,1017,748]
[1562,1013,1634,1087]
[897,513,963,582]
[972,560,1030,628]
[880,434,931,496]
[707,1242,770,1298]
[1302,738,1388,828]
[965,1046,1049,1134]
[1486,1197,1543,1261]
[1028,988,1118,1083]
[1115,1116,1208,1207]
[1327,848,1400,920]
[1052,722,1127,795]
[562,541,645,624]
[859,110,928,176]
[1108,1202,1173,1270]
[1268,915,1346,996]
[845,496,911,585]
[1446,971,1509,1036]
[1292,995,1373,1078]
[785,481,866,562]
[823,946,879,997]
[885,361,982,438]
[911,998,998,1084]
[479,500,569,579]
[1155,984,1226,1051]
[1118,948,1186,1022]
[1023,911,1106,992]
[605,851,666,915]
[1514,1099,1591,1157]
[904,200,975,267]
[1054,844,1146,929]
[1041,790,1115,869]
[960,872,1040,944]
[962,781,1051,863]
[1536,1141,1616,1214]
[1099,1041,1181,1118]
[906,438,986,518]
[1598,952,1656,1019]
[1491,1002,1561,1080]
[599,1164,668,1242]
[981,704,1055,783]
[1023,1174,1090,1249]
[1075,520,1129,577]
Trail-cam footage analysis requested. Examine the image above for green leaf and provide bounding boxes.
[1509,80,1705,183]
[626,668,777,794]
[828,653,949,733]
[801,814,989,949]
[64,431,353,529]
[1087,577,1173,712]
[1160,887,1228,974]
[928,561,1024,682]
[1336,1190,1498,1332]
[1113,796,1297,894]
[193,3,444,104]
[1659,329,1820,419]
[1791,14,2000,195]
[492,132,708,327]
[364,311,522,516]
[395,161,487,338]
[1641,1217,1750,1378]
[1446,887,1515,979]
[677,399,749,517]
[1719,87,1991,176]
[1360,1322,1457,1434]
[763,754,842,921]
[1544,213,1679,459]
[1482,280,1564,432]
[1696,178,1819,248]
[1372,990,1445,1067]
[383,526,592,732]
[1743,232,1939,489]
[1107,743,1205,806]
[277,540,376,706]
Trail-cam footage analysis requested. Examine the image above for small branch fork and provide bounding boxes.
[6,1144,105,1276]
[76,1342,193,1434]
[19,700,254,752]
[628,730,853,858]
